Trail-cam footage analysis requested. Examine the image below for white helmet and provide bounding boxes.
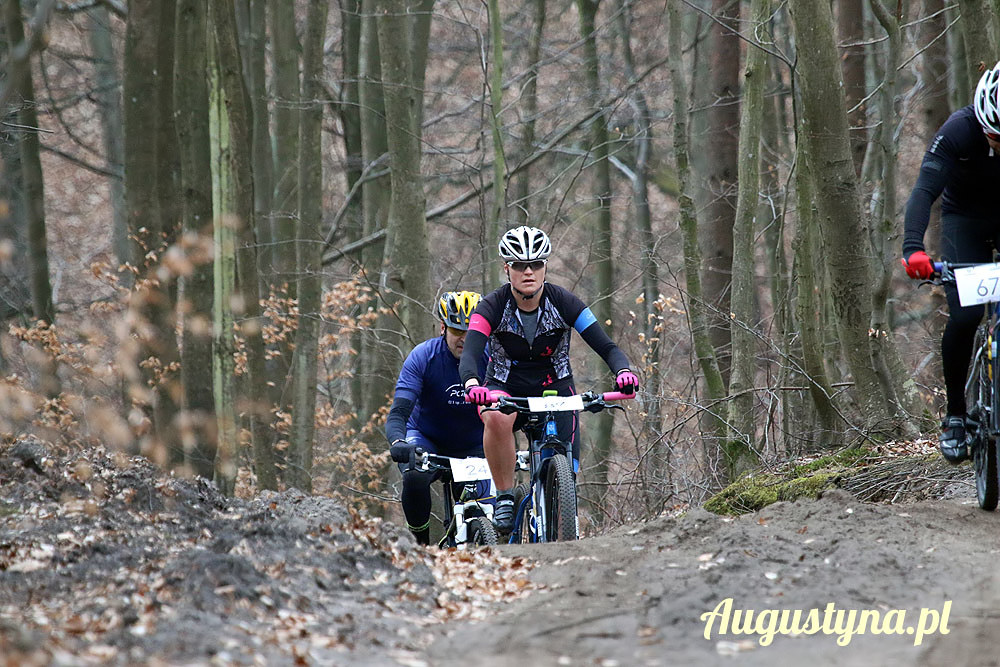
[498,226,551,262]
[975,62,1000,134]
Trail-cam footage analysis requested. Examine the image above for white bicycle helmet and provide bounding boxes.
[974,62,1000,134]
[498,226,552,262]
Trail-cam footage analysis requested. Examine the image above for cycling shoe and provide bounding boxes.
[940,415,970,464]
[493,493,516,533]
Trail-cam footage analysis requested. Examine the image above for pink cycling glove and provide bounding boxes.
[466,385,493,406]
[615,370,639,393]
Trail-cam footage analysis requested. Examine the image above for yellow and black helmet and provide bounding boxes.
[437,291,481,330]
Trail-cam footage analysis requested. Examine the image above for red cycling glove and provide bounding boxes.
[466,385,493,406]
[901,250,934,279]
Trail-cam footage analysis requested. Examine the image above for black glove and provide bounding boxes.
[390,439,415,464]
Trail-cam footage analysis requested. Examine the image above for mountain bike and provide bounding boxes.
[480,389,635,543]
[409,451,499,547]
[932,260,1000,510]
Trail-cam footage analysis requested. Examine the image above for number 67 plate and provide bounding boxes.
[955,263,1000,307]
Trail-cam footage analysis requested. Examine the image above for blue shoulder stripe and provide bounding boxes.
[574,308,597,333]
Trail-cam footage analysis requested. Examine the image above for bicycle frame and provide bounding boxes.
[933,260,1000,510]
[411,452,495,548]
[480,390,634,543]
[937,261,1000,434]
[966,307,999,433]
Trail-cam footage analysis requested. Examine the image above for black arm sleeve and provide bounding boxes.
[459,330,488,385]
[384,395,415,443]
[579,322,631,375]
[902,157,950,257]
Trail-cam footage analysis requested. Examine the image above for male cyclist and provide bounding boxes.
[459,226,639,534]
[386,291,488,545]
[901,62,1000,463]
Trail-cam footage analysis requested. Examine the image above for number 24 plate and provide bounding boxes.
[955,263,1000,306]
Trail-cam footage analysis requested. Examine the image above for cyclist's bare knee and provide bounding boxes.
[482,409,515,433]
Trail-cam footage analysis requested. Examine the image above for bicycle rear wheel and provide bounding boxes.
[543,453,577,541]
[466,516,499,546]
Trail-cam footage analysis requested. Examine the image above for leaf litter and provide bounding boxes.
[0,439,536,665]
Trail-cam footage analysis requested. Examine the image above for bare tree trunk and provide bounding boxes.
[375,0,434,346]
[289,0,330,494]
[340,0,366,419]
[512,0,545,225]
[268,0,300,293]
[408,0,434,139]
[699,0,739,385]
[726,0,769,480]
[792,136,841,448]
[0,105,31,325]
[761,80,791,456]
[837,0,867,175]
[87,5,129,272]
[487,0,508,243]
[124,0,183,461]
[951,18,972,104]
[668,0,727,468]
[358,0,393,424]
[920,0,951,260]
[616,0,663,510]
[957,0,998,89]
[789,0,904,432]
[238,0,274,294]
[236,0,281,468]
[175,0,217,479]
[340,0,364,242]
[870,1,921,429]
[212,0,277,491]
[575,0,616,495]
[208,29,238,495]
[4,0,53,328]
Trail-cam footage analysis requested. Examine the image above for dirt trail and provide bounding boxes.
[428,486,1000,667]
[4,441,1000,666]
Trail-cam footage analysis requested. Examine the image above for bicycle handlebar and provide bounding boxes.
[470,389,635,413]
[929,260,996,284]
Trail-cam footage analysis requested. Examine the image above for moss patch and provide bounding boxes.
[704,448,870,516]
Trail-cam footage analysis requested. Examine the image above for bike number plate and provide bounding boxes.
[527,395,584,412]
[450,457,492,483]
[955,264,1000,306]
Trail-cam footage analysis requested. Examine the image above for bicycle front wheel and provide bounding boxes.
[466,516,499,546]
[511,482,530,544]
[967,325,999,511]
[544,454,578,541]
[973,436,998,511]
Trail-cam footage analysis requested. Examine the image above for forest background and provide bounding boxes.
[0,0,979,529]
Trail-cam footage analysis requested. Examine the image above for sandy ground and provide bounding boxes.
[4,440,1000,666]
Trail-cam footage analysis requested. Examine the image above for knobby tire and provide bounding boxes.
[544,453,577,541]
[511,482,530,544]
[967,326,999,511]
[467,516,499,546]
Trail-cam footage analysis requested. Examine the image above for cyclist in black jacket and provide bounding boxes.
[459,226,638,533]
[902,62,1000,462]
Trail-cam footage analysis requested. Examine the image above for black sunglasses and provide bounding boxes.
[508,260,546,272]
